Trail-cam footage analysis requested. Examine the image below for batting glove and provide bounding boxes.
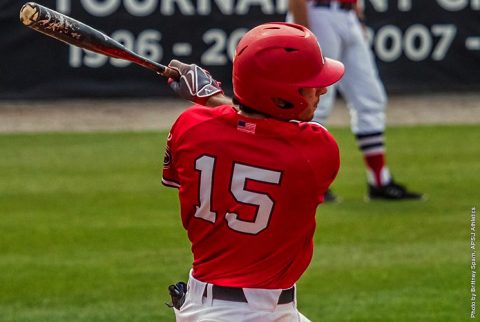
[165,281,187,310]
[167,59,223,105]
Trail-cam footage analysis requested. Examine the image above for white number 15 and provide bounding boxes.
[194,155,282,235]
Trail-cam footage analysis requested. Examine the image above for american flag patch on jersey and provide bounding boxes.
[237,120,256,134]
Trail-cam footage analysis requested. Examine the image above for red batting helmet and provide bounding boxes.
[233,22,344,120]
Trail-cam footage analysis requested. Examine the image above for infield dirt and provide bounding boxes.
[0,92,478,133]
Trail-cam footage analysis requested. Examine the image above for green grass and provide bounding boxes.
[0,125,478,321]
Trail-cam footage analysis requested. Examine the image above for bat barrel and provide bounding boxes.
[19,2,179,79]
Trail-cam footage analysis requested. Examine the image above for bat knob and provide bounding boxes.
[20,2,40,26]
[162,67,181,80]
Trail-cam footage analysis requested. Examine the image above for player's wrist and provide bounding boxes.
[167,60,224,105]
[205,93,233,107]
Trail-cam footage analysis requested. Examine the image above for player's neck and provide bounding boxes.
[238,110,268,119]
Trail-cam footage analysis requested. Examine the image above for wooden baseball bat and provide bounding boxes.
[19,2,179,79]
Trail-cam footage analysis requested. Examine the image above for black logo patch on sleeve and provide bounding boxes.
[163,146,172,168]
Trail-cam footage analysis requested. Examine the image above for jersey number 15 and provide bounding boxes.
[194,155,282,235]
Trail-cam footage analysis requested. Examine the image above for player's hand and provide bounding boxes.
[167,59,223,105]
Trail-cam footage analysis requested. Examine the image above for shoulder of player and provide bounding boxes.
[170,104,235,140]
[175,104,234,125]
[289,120,339,152]
[180,104,234,118]
[290,120,334,138]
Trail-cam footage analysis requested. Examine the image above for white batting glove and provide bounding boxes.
[167,59,223,105]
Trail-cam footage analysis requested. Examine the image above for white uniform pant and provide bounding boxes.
[288,2,387,134]
[173,271,311,322]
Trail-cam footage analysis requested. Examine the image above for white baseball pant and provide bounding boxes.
[173,271,311,322]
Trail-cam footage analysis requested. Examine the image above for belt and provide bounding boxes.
[203,285,295,304]
[311,1,355,10]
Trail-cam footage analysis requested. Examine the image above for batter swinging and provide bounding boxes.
[163,22,344,321]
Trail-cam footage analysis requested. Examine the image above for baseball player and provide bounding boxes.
[162,22,344,321]
[288,0,423,200]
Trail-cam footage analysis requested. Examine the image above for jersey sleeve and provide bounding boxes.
[161,104,223,189]
[316,132,340,203]
[162,126,180,188]
[303,122,340,203]
[161,107,193,189]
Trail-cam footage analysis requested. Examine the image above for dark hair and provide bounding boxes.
[233,96,293,117]
[233,96,262,115]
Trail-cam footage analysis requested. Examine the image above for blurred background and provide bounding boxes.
[1,0,479,100]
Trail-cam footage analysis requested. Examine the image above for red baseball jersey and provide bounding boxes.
[162,105,339,289]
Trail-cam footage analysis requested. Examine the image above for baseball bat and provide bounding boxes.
[19,2,179,79]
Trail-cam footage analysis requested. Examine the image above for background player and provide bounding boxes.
[288,0,423,200]
[162,22,344,321]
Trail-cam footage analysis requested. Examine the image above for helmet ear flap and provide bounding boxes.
[271,97,294,109]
